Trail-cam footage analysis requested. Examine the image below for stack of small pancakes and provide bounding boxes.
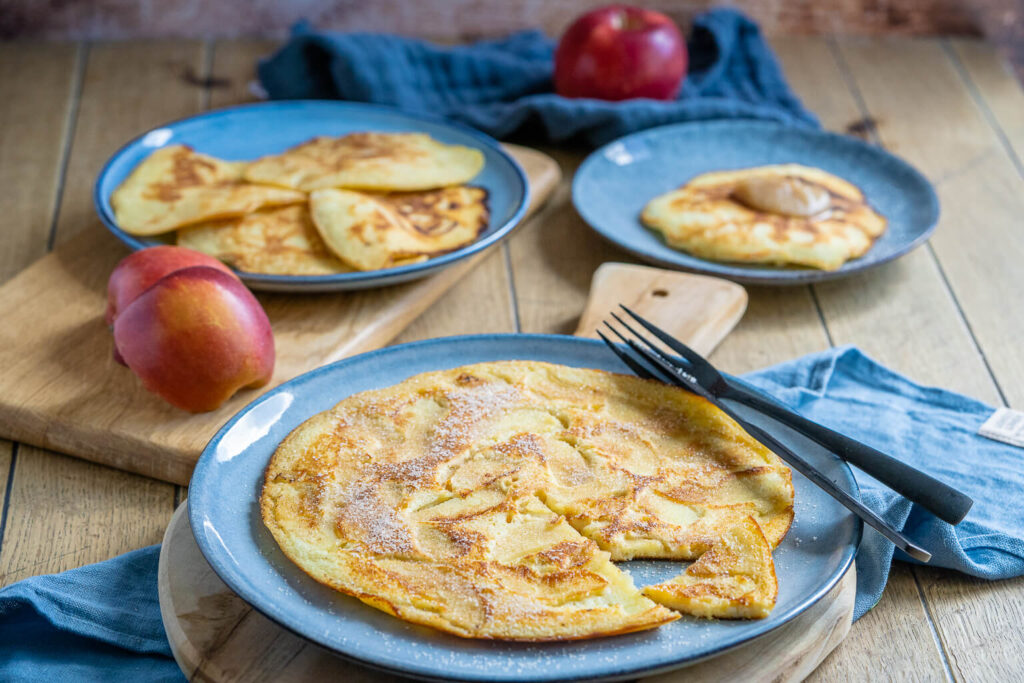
[110,133,489,275]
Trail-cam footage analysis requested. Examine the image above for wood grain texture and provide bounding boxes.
[508,148,635,335]
[772,36,954,681]
[809,563,950,682]
[952,38,1024,163]
[209,40,279,108]
[0,443,11,535]
[573,263,747,355]
[709,286,829,374]
[0,41,199,591]
[0,43,80,571]
[54,42,206,246]
[0,43,78,284]
[394,248,517,342]
[931,40,1024,408]
[837,37,1024,682]
[0,146,559,485]
[0,446,172,586]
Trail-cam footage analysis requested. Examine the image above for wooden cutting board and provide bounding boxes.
[157,275,856,681]
[0,144,559,485]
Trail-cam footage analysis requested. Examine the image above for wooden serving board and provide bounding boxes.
[0,144,559,486]
[159,504,854,683]
[157,277,855,681]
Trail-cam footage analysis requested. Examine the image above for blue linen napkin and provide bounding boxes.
[3,345,1024,677]
[257,9,819,145]
[0,545,181,681]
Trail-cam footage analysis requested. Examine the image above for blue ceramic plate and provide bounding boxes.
[573,121,938,285]
[94,101,529,293]
[189,334,861,682]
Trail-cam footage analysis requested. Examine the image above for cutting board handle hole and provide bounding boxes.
[651,289,669,298]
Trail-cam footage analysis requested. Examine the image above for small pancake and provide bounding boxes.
[309,186,488,271]
[641,164,887,270]
[111,145,305,236]
[244,133,485,192]
[261,361,793,639]
[176,205,351,276]
[642,516,778,619]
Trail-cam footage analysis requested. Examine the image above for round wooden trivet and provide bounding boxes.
[158,503,855,682]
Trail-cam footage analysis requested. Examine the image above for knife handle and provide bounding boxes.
[728,385,974,526]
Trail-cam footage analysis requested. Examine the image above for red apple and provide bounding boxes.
[554,5,687,101]
[112,265,275,413]
[106,245,237,326]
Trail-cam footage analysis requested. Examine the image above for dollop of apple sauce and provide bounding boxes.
[732,174,831,217]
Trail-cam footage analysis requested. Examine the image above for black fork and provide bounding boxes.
[598,317,934,563]
[616,304,973,526]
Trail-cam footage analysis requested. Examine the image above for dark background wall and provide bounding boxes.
[2,0,1021,77]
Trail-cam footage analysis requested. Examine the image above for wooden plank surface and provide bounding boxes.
[1,35,1023,682]
[769,37,952,681]
[0,42,204,585]
[833,37,1024,682]
[0,43,78,283]
[0,43,81,576]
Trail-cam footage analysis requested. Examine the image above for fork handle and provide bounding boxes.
[725,382,973,526]
[730,412,932,562]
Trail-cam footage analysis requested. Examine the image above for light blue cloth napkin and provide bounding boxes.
[3,345,1023,677]
[0,545,181,681]
[745,346,1024,618]
[257,9,819,145]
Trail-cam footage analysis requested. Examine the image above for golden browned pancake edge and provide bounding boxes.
[641,164,887,271]
[261,361,794,640]
[642,515,779,620]
[176,205,352,276]
[111,145,305,236]
[309,186,489,271]
[244,132,485,192]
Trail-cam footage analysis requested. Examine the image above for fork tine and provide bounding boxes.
[619,304,712,370]
[596,330,660,381]
[605,322,717,402]
[609,312,684,369]
[600,325,673,382]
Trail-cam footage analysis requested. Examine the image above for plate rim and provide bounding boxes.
[188,332,861,682]
[92,100,530,289]
[571,119,939,285]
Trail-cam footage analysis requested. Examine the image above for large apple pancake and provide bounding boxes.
[642,164,886,271]
[261,361,794,640]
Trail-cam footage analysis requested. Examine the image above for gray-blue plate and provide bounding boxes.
[573,120,938,285]
[189,334,860,682]
[94,101,529,293]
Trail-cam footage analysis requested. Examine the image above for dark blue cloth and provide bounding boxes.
[257,10,819,145]
[0,545,182,681]
[5,346,1024,677]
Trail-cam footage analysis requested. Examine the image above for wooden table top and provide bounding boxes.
[0,36,1021,681]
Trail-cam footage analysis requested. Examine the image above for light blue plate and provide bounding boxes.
[189,334,860,682]
[573,120,938,285]
[94,101,528,293]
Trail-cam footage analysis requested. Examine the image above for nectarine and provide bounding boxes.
[112,265,275,412]
[106,245,236,326]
